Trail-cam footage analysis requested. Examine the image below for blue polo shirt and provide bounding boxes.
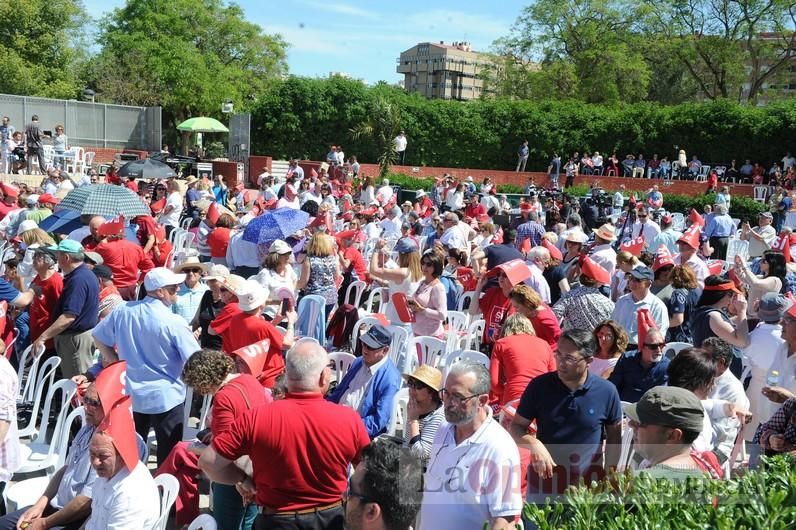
[53,264,99,332]
[608,351,670,403]
[0,278,20,304]
[517,371,621,499]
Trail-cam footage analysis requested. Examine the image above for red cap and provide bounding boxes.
[206,202,221,224]
[0,183,19,198]
[579,256,610,285]
[97,215,125,237]
[520,202,532,212]
[688,208,704,227]
[637,308,659,349]
[542,238,563,261]
[93,361,127,417]
[677,224,701,250]
[38,193,59,205]
[97,395,138,472]
[620,236,644,257]
[652,245,675,272]
[232,339,271,377]
[486,259,531,287]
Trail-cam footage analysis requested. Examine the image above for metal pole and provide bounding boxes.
[103,104,107,149]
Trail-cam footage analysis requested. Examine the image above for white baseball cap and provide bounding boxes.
[18,220,38,235]
[236,279,269,312]
[143,267,186,291]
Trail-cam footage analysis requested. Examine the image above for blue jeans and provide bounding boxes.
[211,482,258,530]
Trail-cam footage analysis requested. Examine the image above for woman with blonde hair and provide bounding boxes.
[591,320,629,378]
[17,226,55,289]
[369,237,422,325]
[297,232,339,316]
[489,313,555,406]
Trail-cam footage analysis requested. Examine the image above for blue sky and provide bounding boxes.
[81,0,529,84]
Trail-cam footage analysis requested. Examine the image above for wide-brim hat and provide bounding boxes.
[402,364,443,392]
[204,263,230,282]
[592,223,616,241]
[174,256,208,274]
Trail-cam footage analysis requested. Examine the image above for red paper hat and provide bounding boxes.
[311,168,319,178]
[519,202,532,212]
[98,395,138,472]
[38,193,60,205]
[336,229,359,241]
[150,198,166,214]
[309,212,331,230]
[637,308,659,350]
[486,259,531,286]
[98,215,125,237]
[688,208,704,227]
[620,236,644,257]
[206,202,221,224]
[706,260,724,276]
[542,238,563,261]
[652,245,675,272]
[93,360,127,417]
[580,256,610,285]
[476,214,490,223]
[232,339,271,376]
[772,232,792,263]
[361,206,378,217]
[677,224,701,250]
[342,212,354,222]
[0,183,19,198]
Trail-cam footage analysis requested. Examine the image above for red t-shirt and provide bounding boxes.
[342,247,369,283]
[456,266,477,292]
[531,304,561,351]
[207,228,232,258]
[210,374,270,435]
[211,304,285,388]
[96,239,154,287]
[465,203,486,218]
[0,204,18,221]
[489,334,555,406]
[212,393,370,510]
[479,287,514,345]
[134,215,160,246]
[29,273,64,350]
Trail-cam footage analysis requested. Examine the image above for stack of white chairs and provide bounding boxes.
[153,474,180,530]
[182,386,213,441]
[17,356,61,437]
[405,336,446,373]
[328,351,356,382]
[386,388,409,437]
[441,349,490,380]
[445,310,470,351]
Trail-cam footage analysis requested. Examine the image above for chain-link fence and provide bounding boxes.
[0,94,161,150]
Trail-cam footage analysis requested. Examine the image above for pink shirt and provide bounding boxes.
[411,280,447,338]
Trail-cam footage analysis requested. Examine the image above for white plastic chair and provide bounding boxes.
[181,217,193,230]
[664,341,692,360]
[182,387,212,441]
[671,212,685,232]
[328,351,356,382]
[82,151,95,174]
[696,165,710,182]
[18,356,62,438]
[363,287,389,315]
[386,388,409,436]
[344,280,367,308]
[457,290,478,313]
[442,350,490,380]
[387,325,410,372]
[753,186,768,203]
[406,336,446,372]
[15,345,40,404]
[446,310,470,351]
[16,380,78,475]
[296,294,327,344]
[153,473,180,530]
[188,514,218,530]
[4,405,85,512]
[465,319,485,351]
[618,413,636,472]
[725,239,749,266]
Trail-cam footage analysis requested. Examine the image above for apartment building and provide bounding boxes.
[396,41,494,100]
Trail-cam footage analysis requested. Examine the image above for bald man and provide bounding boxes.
[81,216,106,251]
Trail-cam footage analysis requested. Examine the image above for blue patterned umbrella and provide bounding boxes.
[38,209,82,235]
[59,184,150,217]
[242,208,309,247]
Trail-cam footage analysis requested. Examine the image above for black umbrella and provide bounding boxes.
[117,158,177,180]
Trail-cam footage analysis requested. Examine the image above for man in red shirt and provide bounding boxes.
[209,280,297,388]
[94,218,154,300]
[199,338,370,529]
[133,214,172,266]
[28,247,64,355]
[470,259,531,353]
[336,230,369,283]
[0,183,20,220]
[464,192,486,219]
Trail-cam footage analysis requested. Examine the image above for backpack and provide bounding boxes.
[326,303,359,351]
[439,273,463,312]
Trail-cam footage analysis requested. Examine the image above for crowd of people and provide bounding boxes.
[0,149,795,530]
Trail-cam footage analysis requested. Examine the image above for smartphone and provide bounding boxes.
[280,298,290,316]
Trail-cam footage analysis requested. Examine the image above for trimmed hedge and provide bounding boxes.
[251,76,796,171]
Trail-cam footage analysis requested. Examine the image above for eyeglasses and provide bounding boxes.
[439,389,480,405]
[83,396,101,408]
[555,352,586,365]
[638,215,648,219]
[406,378,431,391]
[644,342,666,350]
[344,478,374,505]
[182,268,202,274]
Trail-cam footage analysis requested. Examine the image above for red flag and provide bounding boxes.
[207,202,221,224]
[232,339,271,377]
[98,396,139,472]
[620,236,644,256]
[772,232,792,263]
[97,215,125,237]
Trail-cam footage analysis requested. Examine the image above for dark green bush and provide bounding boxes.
[251,77,796,171]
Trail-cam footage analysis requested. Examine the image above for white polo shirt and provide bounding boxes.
[418,412,522,530]
[85,461,159,530]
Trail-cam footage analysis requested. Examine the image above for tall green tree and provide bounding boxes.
[350,96,403,179]
[88,0,287,140]
[0,0,88,99]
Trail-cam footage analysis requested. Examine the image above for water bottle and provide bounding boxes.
[767,370,780,387]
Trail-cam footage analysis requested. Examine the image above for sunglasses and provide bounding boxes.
[183,268,202,274]
[83,395,101,408]
[644,342,666,350]
[406,378,431,391]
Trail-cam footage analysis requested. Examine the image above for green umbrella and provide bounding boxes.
[176,117,229,133]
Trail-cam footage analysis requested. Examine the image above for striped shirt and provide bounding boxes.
[515,220,545,250]
[403,405,445,464]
